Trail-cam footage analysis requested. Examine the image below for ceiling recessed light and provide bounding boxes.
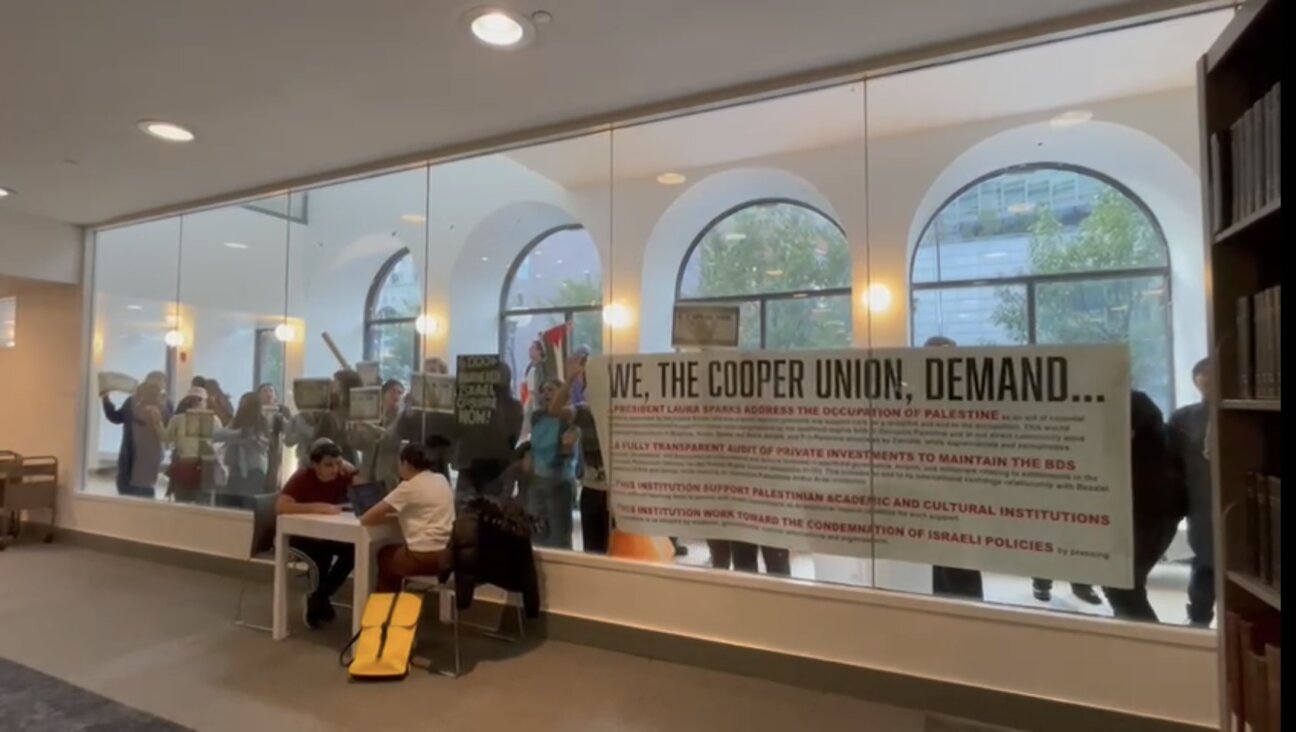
[481,256,490,262]
[223,242,249,250]
[401,213,427,224]
[1049,110,1093,128]
[138,120,196,142]
[466,8,534,48]
[0,186,13,198]
[126,305,143,311]
[656,172,687,186]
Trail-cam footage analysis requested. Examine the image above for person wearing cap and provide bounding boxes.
[276,439,359,628]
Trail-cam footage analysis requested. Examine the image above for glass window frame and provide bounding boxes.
[674,198,852,350]
[497,224,603,355]
[908,163,1175,402]
[362,247,421,375]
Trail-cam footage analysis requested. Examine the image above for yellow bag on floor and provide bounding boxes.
[340,592,423,680]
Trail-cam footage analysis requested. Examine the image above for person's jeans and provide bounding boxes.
[1186,488,1216,626]
[529,474,575,550]
[290,537,355,600]
[580,487,610,555]
[707,540,791,576]
[932,566,983,600]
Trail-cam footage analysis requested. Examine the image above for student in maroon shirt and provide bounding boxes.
[276,439,357,628]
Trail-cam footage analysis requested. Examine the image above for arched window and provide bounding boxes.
[364,248,422,384]
[676,200,852,350]
[910,164,1173,410]
[500,225,603,389]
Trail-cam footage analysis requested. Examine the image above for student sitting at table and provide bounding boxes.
[362,443,456,592]
[276,438,358,629]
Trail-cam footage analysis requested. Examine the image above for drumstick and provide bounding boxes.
[321,331,351,371]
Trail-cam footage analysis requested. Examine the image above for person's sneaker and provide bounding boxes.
[1072,585,1103,605]
[1033,587,1052,602]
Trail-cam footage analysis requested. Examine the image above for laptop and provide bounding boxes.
[348,482,389,518]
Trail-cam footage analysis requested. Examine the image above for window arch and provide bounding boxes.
[910,163,1174,411]
[364,247,422,384]
[675,199,852,350]
[499,225,603,389]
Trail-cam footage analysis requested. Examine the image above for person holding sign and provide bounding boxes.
[528,362,582,549]
[353,379,407,490]
[101,370,171,497]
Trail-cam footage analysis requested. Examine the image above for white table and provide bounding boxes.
[272,513,400,640]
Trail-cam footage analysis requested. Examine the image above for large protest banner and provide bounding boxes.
[586,345,1133,587]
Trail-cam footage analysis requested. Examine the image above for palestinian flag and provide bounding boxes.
[540,322,569,383]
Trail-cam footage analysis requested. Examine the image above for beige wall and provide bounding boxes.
[0,210,83,285]
[0,276,82,486]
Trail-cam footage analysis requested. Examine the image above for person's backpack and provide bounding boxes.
[340,592,423,680]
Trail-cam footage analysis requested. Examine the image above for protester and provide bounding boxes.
[214,392,272,506]
[101,370,170,497]
[354,379,407,490]
[1170,358,1214,626]
[528,369,580,549]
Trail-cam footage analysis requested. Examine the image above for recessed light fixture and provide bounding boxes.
[401,213,427,224]
[126,304,144,311]
[138,120,196,142]
[481,256,490,262]
[656,172,687,186]
[223,242,249,250]
[1049,110,1093,128]
[0,186,13,198]
[465,8,535,49]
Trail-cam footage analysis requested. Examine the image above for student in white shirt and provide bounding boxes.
[361,443,456,591]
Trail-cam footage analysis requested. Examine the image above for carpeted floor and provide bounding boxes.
[0,655,191,731]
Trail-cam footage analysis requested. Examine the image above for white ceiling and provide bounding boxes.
[0,0,1209,225]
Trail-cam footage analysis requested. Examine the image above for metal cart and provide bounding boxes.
[0,451,58,549]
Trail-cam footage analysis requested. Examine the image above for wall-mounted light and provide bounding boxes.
[603,302,633,329]
[656,172,687,186]
[164,329,185,348]
[864,283,893,313]
[415,314,440,336]
[274,323,296,342]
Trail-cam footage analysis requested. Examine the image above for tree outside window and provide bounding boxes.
[910,165,1174,412]
[676,200,853,350]
[363,249,421,384]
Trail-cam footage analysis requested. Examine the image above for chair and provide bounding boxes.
[234,493,316,632]
[400,574,526,678]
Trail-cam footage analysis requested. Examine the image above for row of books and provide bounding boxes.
[1242,473,1282,590]
[1211,82,1282,231]
[1236,286,1282,400]
[1225,611,1280,732]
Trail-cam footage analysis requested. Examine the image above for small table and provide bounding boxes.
[272,513,400,640]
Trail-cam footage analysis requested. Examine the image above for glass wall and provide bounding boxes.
[83,10,1230,628]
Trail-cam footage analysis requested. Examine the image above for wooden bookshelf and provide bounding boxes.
[1199,1,1282,730]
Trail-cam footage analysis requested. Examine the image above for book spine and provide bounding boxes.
[1238,295,1253,399]
[1275,82,1282,199]
[1258,473,1272,584]
[1265,87,1278,205]
[1232,118,1243,223]
[1227,612,1244,731]
[1256,289,1269,400]
[1246,473,1260,577]
[1254,99,1267,210]
[1211,133,1224,231]
[1274,285,1282,401]
[1268,476,1281,591]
